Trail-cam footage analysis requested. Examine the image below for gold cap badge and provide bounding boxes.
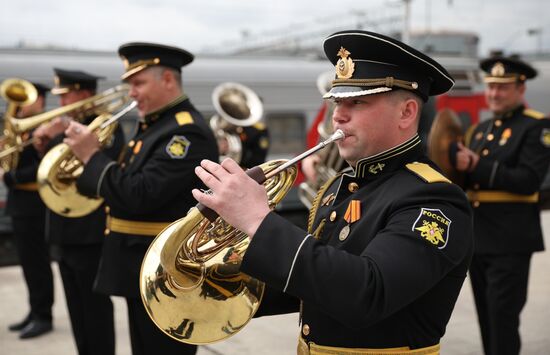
[336,47,355,79]
[491,62,506,77]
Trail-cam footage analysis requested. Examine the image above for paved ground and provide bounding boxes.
[1,211,549,355]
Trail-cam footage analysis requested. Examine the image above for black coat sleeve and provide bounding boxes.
[470,119,550,194]
[241,183,472,328]
[77,128,213,214]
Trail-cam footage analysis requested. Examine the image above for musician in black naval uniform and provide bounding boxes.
[193,30,474,354]
[453,54,550,355]
[64,43,218,355]
[3,83,54,339]
[240,124,269,168]
[218,122,269,168]
[33,68,122,355]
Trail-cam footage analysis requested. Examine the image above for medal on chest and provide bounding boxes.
[339,199,361,241]
[499,128,512,146]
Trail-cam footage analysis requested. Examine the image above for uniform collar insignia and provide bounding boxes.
[144,94,188,124]
[351,134,421,178]
[494,104,524,120]
[368,163,385,174]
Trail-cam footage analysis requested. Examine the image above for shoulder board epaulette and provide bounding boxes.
[523,108,546,120]
[175,111,194,126]
[253,122,266,130]
[406,162,451,184]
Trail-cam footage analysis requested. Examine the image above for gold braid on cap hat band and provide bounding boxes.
[126,58,161,71]
[332,77,419,90]
[483,74,526,84]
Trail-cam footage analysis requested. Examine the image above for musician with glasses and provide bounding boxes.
[453,54,550,355]
[2,83,54,339]
[32,69,123,355]
[192,30,474,354]
[64,43,218,355]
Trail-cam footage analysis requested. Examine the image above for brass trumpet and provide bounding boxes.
[140,129,344,345]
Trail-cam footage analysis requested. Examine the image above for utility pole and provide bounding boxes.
[527,28,543,55]
[402,0,412,44]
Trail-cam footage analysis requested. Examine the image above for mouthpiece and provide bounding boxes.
[329,129,345,142]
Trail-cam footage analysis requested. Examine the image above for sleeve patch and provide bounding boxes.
[541,128,550,147]
[412,208,451,249]
[166,135,191,159]
[406,162,451,184]
[175,111,194,126]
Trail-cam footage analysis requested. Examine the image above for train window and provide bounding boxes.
[265,112,306,157]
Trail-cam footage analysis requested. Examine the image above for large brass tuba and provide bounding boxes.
[298,71,346,209]
[0,78,39,171]
[36,96,135,218]
[209,82,264,164]
[140,130,344,345]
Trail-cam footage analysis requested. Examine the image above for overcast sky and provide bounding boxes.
[1,0,549,56]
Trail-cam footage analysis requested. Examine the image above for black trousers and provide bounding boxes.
[126,297,197,355]
[12,215,54,321]
[58,244,115,355]
[469,253,532,355]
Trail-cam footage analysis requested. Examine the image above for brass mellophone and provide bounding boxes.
[139,129,344,345]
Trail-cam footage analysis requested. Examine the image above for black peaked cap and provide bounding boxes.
[323,30,455,102]
[32,82,51,97]
[118,42,194,80]
[480,54,537,83]
[52,68,104,95]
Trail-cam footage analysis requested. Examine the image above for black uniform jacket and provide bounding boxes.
[3,135,45,217]
[46,114,125,246]
[239,123,269,169]
[465,105,550,254]
[77,95,218,297]
[241,134,474,349]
